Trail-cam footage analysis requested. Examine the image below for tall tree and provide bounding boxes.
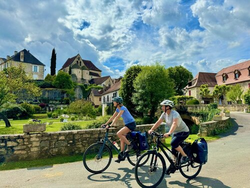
[120,65,142,115]
[50,48,56,76]
[53,70,74,89]
[199,84,212,99]
[212,85,230,103]
[132,63,174,121]
[167,66,193,95]
[226,84,243,104]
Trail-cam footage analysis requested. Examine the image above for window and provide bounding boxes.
[234,70,240,79]
[189,90,191,96]
[103,96,106,103]
[113,92,117,98]
[107,95,109,102]
[99,97,101,101]
[222,73,228,82]
[33,65,39,72]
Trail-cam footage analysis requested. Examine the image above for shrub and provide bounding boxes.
[86,116,110,129]
[39,103,46,108]
[52,113,58,118]
[0,104,30,119]
[208,103,218,110]
[61,123,82,131]
[190,124,199,134]
[71,116,76,121]
[47,112,52,118]
[21,103,35,116]
[186,99,199,105]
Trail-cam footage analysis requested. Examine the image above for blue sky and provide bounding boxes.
[1,0,250,78]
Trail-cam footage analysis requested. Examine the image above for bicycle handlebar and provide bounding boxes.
[150,131,164,138]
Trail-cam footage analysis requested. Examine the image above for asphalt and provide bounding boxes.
[0,112,250,188]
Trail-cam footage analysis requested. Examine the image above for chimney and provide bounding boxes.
[14,51,18,55]
[20,51,24,62]
[7,55,10,60]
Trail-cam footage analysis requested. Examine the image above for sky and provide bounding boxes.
[1,0,250,79]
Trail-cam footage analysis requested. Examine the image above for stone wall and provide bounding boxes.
[198,117,232,137]
[0,124,160,162]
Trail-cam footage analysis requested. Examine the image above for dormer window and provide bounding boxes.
[234,70,241,79]
[248,66,250,76]
[222,73,228,82]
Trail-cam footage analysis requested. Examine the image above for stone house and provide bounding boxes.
[88,76,113,106]
[185,60,250,104]
[184,72,217,104]
[0,49,45,80]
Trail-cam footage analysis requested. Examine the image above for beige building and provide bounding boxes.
[0,49,45,80]
[61,54,101,84]
[185,72,217,103]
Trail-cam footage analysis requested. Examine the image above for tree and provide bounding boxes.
[79,84,103,99]
[132,64,174,122]
[212,85,230,103]
[167,66,193,95]
[226,84,243,104]
[120,65,142,115]
[50,48,56,76]
[243,89,250,105]
[199,84,212,99]
[0,66,41,127]
[53,71,74,89]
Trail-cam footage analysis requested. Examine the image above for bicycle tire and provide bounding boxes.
[83,142,112,174]
[135,151,166,188]
[127,150,149,166]
[178,154,202,179]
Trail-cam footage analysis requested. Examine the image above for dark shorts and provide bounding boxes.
[125,121,136,131]
[171,131,190,155]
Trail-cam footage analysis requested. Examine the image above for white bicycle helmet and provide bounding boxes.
[160,100,174,107]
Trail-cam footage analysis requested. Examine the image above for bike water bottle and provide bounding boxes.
[113,141,120,150]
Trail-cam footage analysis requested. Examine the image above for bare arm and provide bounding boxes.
[105,111,119,125]
[148,118,164,134]
[110,110,124,127]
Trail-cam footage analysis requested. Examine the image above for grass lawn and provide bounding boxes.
[0,114,98,135]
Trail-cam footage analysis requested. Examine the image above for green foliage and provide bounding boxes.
[53,71,74,89]
[226,84,243,104]
[208,103,218,110]
[0,104,30,119]
[45,74,56,83]
[52,113,58,118]
[170,96,194,105]
[60,123,82,131]
[78,84,103,99]
[20,103,35,116]
[132,63,175,120]
[86,116,110,129]
[243,89,250,105]
[212,85,229,103]
[190,124,199,134]
[186,98,200,105]
[120,65,142,115]
[199,84,212,98]
[47,112,52,118]
[68,100,96,119]
[167,66,193,95]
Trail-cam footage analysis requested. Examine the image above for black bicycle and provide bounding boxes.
[83,127,148,174]
[135,131,202,188]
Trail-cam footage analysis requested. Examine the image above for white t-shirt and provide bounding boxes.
[160,110,189,133]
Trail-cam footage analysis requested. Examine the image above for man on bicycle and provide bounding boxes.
[148,99,190,164]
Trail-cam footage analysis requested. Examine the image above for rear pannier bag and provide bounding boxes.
[192,138,208,164]
[130,131,149,151]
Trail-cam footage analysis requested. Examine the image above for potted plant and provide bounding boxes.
[213,114,223,121]
[224,109,230,117]
[23,119,46,134]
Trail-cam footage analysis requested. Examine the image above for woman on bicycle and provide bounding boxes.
[103,96,136,163]
[148,99,190,164]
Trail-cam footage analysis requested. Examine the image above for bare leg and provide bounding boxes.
[117,127,131,152]
[175,146,187,157]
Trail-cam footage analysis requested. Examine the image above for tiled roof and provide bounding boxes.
[83,59,101,72]
[61,55,78,69]
[89,72,100,77]
[10,49,45,66]
[102,80,121,95]
[91,88,103,96]
[186,72,217,88]
[61,54,101,72]
[89,76,110,85]
[216,60,250,85]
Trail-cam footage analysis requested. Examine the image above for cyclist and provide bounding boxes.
[103,97,136,163]
[148,99,190,164]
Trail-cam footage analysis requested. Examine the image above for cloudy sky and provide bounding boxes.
[1,0,250,78]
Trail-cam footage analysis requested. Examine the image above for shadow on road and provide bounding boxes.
[169,176,230,188]
[219,118,242,138]
[87,167,167,188]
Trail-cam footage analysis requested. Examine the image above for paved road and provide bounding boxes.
[0,112,250,188]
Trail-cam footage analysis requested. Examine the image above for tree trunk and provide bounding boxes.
[0,113,11,127]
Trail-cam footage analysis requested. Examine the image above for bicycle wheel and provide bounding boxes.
[135,151,166,188]
[127,150,149,166]
[178,155,202,179]
[83,142,112,174]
